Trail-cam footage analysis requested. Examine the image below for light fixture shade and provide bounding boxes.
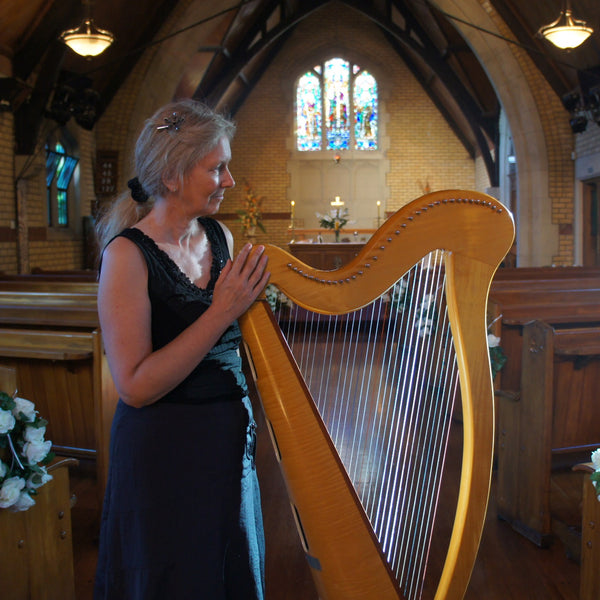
[539,8,593,49]
[61,19,114,57]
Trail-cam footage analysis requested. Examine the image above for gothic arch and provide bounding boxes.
[433,0,558,266]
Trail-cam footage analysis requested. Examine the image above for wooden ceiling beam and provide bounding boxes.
[348,0,499,185]
[197,0,327,106]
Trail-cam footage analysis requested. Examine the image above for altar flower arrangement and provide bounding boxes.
[0,391,54,512]
[238,180,266,236]
[316,207,349,242]
[591,448,600,500]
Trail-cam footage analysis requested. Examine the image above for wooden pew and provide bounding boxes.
[30,268,98,281]
[0,290,98,328]
[496,320,600,546]
[0,287,116,503]
[488,282,600,398]
[0,364,78,600]
[0,280,98,294]
[493,265,600,284]
[573,462,600,600]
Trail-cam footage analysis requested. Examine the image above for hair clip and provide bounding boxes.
[157,112,185,131]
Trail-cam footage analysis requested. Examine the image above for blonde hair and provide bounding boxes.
[95,99,236,251]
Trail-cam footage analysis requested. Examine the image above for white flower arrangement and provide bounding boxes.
[265,283,293,313]
[591,448,600,500]
[384,281,437,337]
[316,207,350,232]
[487,333,507,379]
[0,391,54,512]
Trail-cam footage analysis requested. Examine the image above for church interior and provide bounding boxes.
[1,1,600,598]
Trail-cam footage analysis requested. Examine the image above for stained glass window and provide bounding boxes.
[296,57,378,152]
[46,141,78,226]
[324,58,350,150]
[296,71,322,151]
[354,71,378,150]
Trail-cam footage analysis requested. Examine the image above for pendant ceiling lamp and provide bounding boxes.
[539,1,593,49]
[60,1,114,57]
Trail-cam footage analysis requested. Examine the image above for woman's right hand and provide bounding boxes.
[210,243,270,321]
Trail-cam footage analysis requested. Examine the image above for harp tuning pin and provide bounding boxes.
[394,230,400,235]
[387,237,392,242]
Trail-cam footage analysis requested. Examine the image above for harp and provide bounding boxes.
[239,190,514,600]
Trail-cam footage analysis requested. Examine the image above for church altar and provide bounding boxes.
[288,241,366,270]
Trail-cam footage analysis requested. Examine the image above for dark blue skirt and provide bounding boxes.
[94,397,265,599]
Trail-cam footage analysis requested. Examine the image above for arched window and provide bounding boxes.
[46,139,79,227]
[296,57,378,152]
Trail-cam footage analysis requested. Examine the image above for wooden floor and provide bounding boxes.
[69,425,585,600]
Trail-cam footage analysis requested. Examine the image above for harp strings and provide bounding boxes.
[274,251,459,600]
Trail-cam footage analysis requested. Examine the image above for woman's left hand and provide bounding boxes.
[211,243,270,320]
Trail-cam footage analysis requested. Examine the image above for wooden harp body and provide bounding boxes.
[239,191,515,600]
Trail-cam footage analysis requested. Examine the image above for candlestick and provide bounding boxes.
[289,200,295,241]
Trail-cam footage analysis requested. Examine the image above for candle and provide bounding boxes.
[331,196,344,207]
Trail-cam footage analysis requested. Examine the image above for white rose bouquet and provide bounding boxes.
[591,448,600,500]
[0,391,54,512]
[265,284,293,313]
[487,333,507,379]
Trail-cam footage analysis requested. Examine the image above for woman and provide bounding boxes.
[94,99,269,599]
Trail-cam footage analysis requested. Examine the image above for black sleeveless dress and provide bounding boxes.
[94,218,265,600]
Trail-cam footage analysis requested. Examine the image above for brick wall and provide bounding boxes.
[0,113,17,273]
[226,4,477,249]
[3,2,598,267]
[0,111,97,273]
